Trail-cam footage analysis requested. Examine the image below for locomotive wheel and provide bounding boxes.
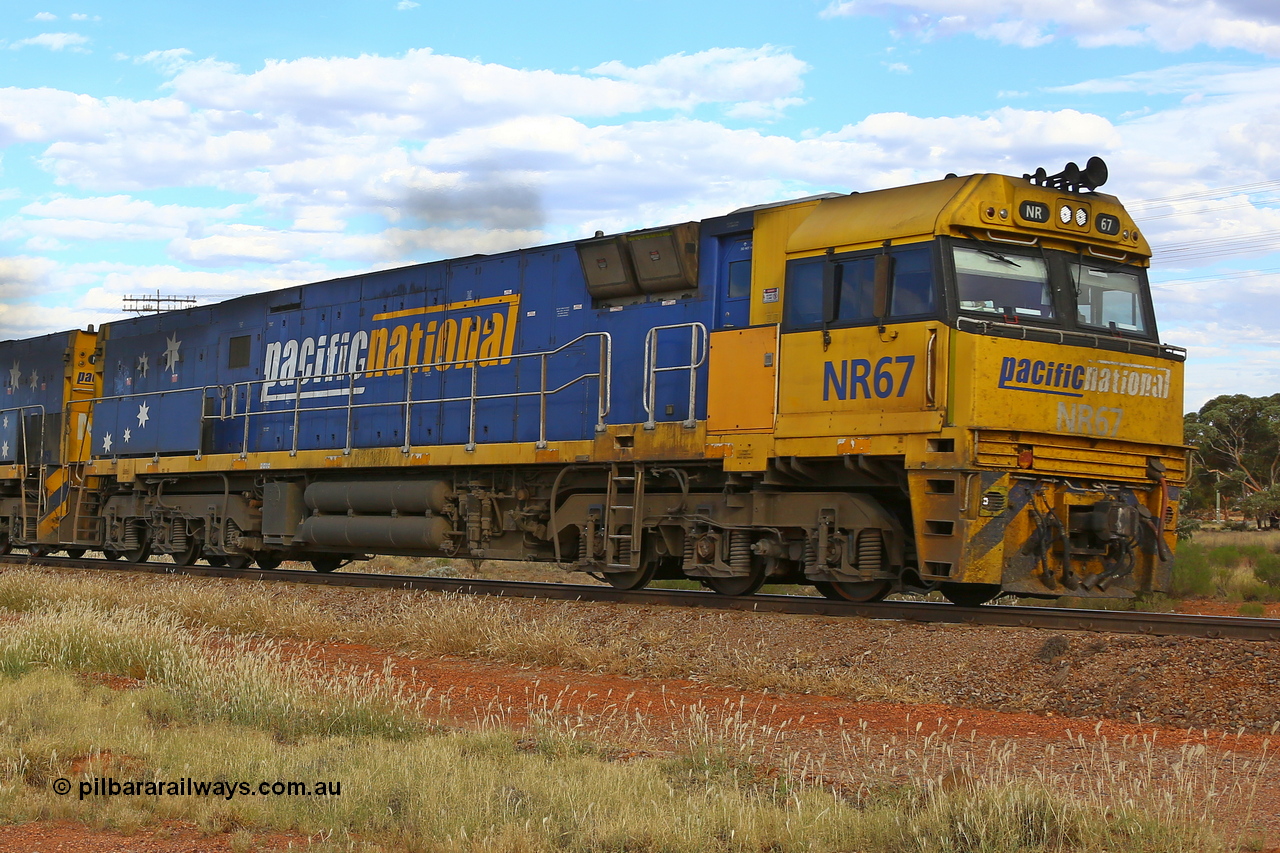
[175,539,202,566]
[204,555,227,566]
[101,549,121,561]
[64,548,86,559]
[255,552,283,570]
[602,560,659,591]
[311,555,343,573]
[28,545,51,559]
[813,580,892,603]
[940,583,1000,607]
[702,566,767,597]
[0,535,12,555]
[223,554,253,570]
[122,544,152,564]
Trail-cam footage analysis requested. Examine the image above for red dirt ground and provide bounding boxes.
[7,607,1279,851]
[0,821,312,852]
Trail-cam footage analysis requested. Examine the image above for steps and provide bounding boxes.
[602,462,644,569]
[68,485,104,546]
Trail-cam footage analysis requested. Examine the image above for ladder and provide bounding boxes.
[68,484,104,546]
[603,462,644,569]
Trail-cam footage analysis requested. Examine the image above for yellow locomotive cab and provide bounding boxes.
[745,158,1182,602]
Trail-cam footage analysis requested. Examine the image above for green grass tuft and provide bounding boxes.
[1169,541,1215,598]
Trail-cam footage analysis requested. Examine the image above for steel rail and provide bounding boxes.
[8,554,1280,642]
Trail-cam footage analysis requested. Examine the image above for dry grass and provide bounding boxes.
[0,603,425,742]
[0,569,916,703]
[1191,529,1280,551]
[0,595,1250,853]
[358,554,603,585]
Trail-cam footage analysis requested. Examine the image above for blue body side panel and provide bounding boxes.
[92,218,753,460]
[0,331,75,465]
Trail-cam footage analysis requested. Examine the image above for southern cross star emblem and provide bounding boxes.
[137,353,150,378]
[136,402,150,428]
[0,441,8,458]
[8,362,19,389]
[27,369,37,390]
[103,432,113,453]
[2,415,7,429]
[123,428,132,443]
[163,333,181,374]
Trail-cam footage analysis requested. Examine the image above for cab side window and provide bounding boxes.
[889,246,935,317]
[783,244,937,330]
[727,259,751,299]
[783,260,824,327]
[835,257,876,322]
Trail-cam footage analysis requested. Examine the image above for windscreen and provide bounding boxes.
[1072,264,1148,333]
[954,247,1053,320]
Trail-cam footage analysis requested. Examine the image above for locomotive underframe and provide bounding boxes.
[0,447,1174,603]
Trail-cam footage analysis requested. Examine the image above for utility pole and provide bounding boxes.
[122,291,198,314]
[1209,469,1224,523]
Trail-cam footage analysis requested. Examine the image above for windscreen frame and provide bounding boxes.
[780,240,943,332]
[939,236,1160,343]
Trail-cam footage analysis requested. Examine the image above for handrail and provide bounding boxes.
[642,322,707,430]
[1086,245,1128,262]
[955,316,1186,360]
[925,327,937,408]
[222,331,612,457]
[985,230,1039,246]
[0,404,48,535]
[71,385,222,460]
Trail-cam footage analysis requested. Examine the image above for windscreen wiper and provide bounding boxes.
[957,229,1022,267]
[972,245,1021,267]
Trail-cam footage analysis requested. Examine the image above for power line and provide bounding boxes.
[1153,234,1280,263]
[1136,195,1280,222]
[1150,266,1280,289]
[1128,179,1280,210]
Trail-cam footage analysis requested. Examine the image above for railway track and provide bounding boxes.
[7,554,1280,642]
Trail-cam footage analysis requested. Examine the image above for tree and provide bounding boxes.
[1183,393,1280,515]
[1239,485,1280,529]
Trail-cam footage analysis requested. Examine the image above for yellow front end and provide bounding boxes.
[771,321,1184,597]
[943,333,1184,596]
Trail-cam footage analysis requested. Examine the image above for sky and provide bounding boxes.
[3,1,1280,411]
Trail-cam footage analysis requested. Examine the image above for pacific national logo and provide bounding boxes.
[261,294,521,403]
[997,356,1171,400]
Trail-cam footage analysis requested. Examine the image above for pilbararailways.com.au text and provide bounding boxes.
[52,777,342,801]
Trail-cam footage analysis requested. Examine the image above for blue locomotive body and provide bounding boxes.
[0,330,83,467]
[92,213,755,460]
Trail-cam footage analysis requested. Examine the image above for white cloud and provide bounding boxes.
[134,48,194,76]
[821,0,1280,57]
[10,32,90,52]
[724,97,807,121]
[7,195,246,244]
[69,13,100,21]
[396,0,419,8]
[0,255,57,297]
[591,46,809,113]
[33,12,56,21]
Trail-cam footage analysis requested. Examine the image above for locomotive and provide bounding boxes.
[0,158,1185,604]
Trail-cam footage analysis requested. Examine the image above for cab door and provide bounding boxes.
[715,236,752,329]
